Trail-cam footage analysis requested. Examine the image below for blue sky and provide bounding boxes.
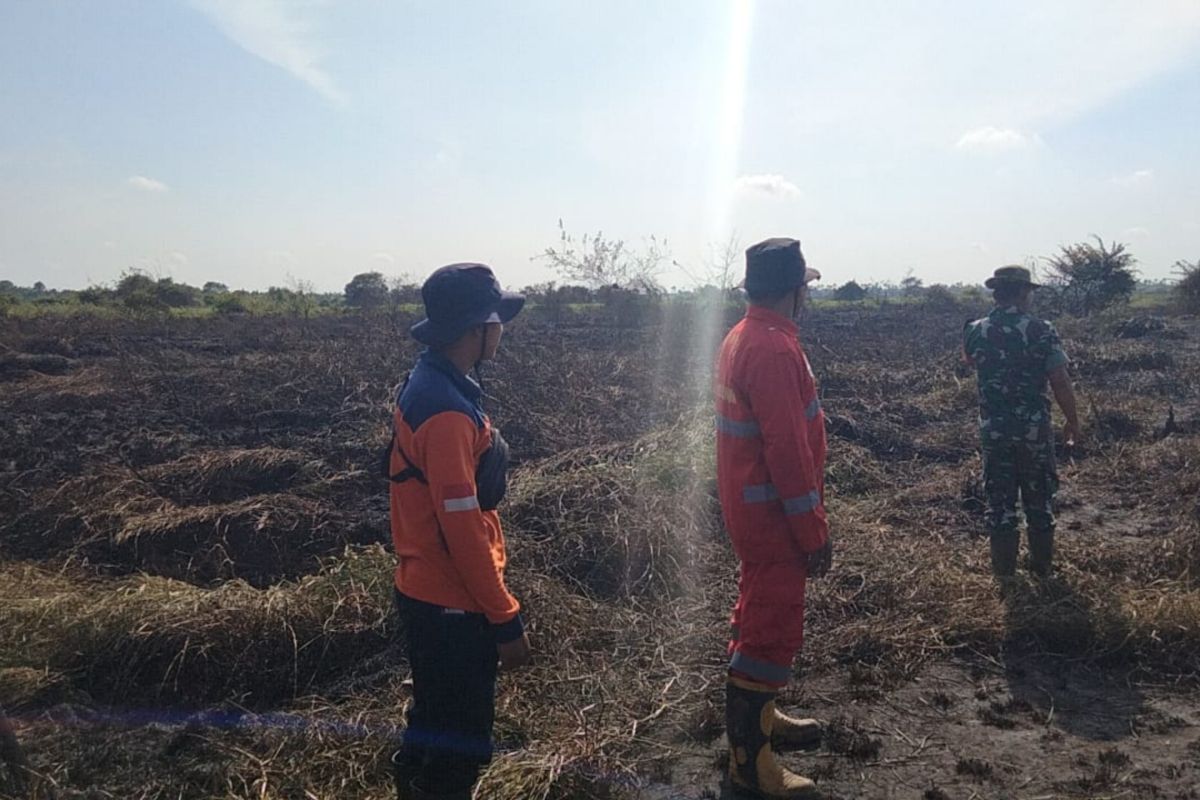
[1,1,1198,291]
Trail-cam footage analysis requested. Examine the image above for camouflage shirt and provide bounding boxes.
[963,306,1069,444]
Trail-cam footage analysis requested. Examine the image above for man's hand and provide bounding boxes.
[808,537,833,578]
[1064,419,1083,447]
[1048,366,1082,448]
[497,632,532,671]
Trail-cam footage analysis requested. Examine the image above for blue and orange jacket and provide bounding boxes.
[389,350,523,642]
[715,306,828,563]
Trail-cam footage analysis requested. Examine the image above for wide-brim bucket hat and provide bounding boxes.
[985,265,1041,289]
[410,263,525,347]
[744,237,821,296]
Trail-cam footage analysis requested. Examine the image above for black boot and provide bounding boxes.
[726,676,818,798]
[990,529,1019,577]
[392,749,417,800]
[1028,527,1054,577]
[408,779,473,800]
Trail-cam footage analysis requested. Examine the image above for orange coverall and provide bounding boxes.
[715,305,828,687]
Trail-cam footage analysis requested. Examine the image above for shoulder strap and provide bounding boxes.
[381,372,427,484]
[388,435,427,485]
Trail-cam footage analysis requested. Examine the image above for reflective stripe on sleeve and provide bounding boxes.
[742,484,780,504]
[783,491,821,516]
[729,651,792,684]
[743,484,821,515]
[443,496,481,512]
[717,414,760,438]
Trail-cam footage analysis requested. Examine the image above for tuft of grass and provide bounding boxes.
[0,547,394,708]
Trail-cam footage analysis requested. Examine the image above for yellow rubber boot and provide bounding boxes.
[726,676,820,799]
[772,707,823,750]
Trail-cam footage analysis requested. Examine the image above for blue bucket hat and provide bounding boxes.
[744,238,821,297]
[410,263,525,347]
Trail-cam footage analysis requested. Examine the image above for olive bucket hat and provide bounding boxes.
[410,263,525,347]
[984,265,1041,290]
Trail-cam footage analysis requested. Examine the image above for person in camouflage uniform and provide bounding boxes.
[963,266,1082,577]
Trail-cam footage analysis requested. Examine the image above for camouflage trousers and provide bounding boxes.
[982,437,1058,576]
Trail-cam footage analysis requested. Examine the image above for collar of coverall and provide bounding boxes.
[746,304,800,335]
[420,349,484,402]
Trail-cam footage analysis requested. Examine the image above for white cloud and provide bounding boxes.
[191,0,343,104]
[776,4,1200,149]
[955,127,1037,154]
[370,252,396,266]
[1112,169,1154,187]
[734,173,801,198]
[1122,226,1150,239]
[127,175,169,193]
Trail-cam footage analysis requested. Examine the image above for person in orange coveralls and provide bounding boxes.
[715,238,832,799]
[386,263,531,800]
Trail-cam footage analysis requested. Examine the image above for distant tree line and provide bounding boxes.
[2,235,1196,321]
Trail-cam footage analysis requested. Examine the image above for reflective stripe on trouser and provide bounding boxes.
[727,560,808,689]
[730,651,792,684]
[717,414,761,438]
[742,484,821,516]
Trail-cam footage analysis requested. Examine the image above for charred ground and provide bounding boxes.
[2,301,1198,799]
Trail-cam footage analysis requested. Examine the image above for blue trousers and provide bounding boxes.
[393,590,498,796]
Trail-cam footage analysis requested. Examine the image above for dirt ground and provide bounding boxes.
[2,302,1198,799]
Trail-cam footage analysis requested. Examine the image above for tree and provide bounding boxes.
[538,220,665,292]
[1044,237,1138,316]
[152,277,200,308]
[676,232,742,297]
[833,280,868,302]
[1174,258,1200,314]
[922,283,959,309]
[113,271,197,311]
[900,273,923,298]
[344,271,389,309]
[213,292,250,314]
[203,281,229,294]
[388,275,420,310]
[115,271,162,312]
[77,286,109,305]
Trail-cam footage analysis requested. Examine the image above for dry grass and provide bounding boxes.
[7,449,375,586]
[2,307,1199,798]
[0,547,393,710]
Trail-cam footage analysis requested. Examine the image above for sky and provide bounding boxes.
[1,0,1198,292]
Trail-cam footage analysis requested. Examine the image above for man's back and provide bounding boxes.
[964,306,1067,443]
[715,306,827,562]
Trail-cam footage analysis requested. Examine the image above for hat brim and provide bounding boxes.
[985,277,1041,289]
[497,291,525,323]
[410,318,461,347]
[410,291,525,346]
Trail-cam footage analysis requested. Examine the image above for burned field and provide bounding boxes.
[2,303,1199,799]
